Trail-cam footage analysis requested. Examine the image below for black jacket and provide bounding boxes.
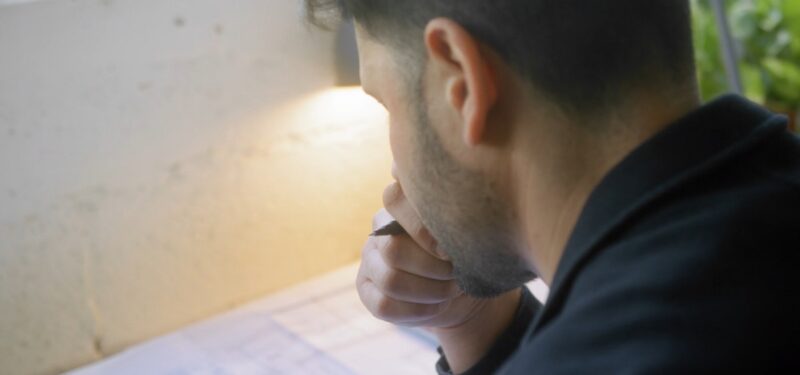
[437,95,800,374]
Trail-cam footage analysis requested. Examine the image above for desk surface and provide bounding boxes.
[67,263,549,375]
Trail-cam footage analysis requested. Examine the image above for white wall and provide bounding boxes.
[0,1,392,374]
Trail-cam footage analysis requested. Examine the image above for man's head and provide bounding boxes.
[307,0,695,116]
[307,0,697,297]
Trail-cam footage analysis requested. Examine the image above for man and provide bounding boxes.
[307,1,799,373]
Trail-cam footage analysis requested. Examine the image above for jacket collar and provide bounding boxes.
[530,94,788,333]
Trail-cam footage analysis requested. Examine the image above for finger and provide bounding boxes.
[378,234,454,281]
[366,246,460,304]
[361,236,378,261]
[357,278,442,325]
[371,208,396,232]
[382,183,447,260]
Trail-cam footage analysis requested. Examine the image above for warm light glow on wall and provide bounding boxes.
[301,87,385,125]
[255,87,389,153]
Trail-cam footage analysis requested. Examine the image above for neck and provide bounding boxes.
[508,91,700,284]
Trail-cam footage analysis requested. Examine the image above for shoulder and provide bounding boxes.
[628,129,800,252]
[743,131,800,191]
[505,135,800,374]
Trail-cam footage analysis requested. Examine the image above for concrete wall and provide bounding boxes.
[0,1,392,374]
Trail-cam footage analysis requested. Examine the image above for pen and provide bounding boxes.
[370,220,407,236]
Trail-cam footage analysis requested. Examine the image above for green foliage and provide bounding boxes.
[692,0,729,100]
[692,0,800,111]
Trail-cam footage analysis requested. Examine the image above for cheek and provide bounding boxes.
[387,112,427,219]
[387,107,416,185]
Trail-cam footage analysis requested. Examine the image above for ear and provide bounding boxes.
[424,18,498,147]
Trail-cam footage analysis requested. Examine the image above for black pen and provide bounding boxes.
[370,220,408,236]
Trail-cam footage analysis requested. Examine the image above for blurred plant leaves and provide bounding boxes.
[693,0,800,111]
[763,57,800,107]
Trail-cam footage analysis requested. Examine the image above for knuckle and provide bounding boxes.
[356,263,366,282]
[425,303,443,317]
[374,297,395,320]
[380,270,404,293]
[356,281,372,309]
[361,238,375,258]
[380,239,403,266]
[414,303,440,321]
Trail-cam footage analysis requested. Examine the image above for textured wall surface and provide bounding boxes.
[0,1,392,374]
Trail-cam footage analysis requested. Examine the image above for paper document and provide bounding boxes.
[67,263,549,375]
[65,264,439,375]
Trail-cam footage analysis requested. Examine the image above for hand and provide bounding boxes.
[357,181,523,373]
[356,182,489,328]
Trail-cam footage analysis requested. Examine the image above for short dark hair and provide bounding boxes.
[306,0,696,118]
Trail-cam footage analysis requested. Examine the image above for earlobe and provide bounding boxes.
[424,18,498,148]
